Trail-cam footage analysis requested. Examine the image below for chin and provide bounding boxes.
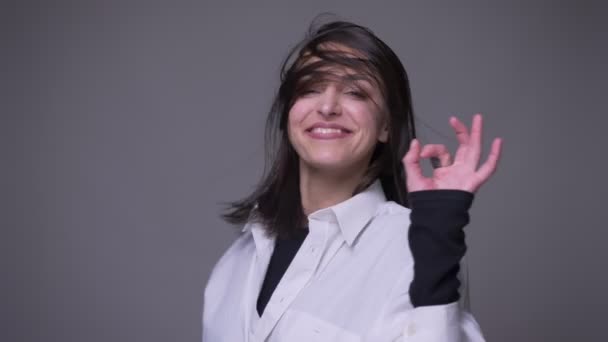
[301,156,355,173]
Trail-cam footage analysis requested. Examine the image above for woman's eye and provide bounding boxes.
[346,90,366,99]
[301,89,320,95]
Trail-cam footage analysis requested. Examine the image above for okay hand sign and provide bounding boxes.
[402,114,503,193]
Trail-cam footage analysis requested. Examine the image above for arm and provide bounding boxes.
[395,113,502,341]
[408,189,472,308]
[403,189,483,342]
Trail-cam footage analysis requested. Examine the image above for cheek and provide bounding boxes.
[349,105,383,137]
[286,104,307,146]
[287,101,308,129]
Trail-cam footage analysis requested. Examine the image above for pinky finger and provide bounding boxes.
[475,138,503,183]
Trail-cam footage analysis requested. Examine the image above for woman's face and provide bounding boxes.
[287,68,388,175]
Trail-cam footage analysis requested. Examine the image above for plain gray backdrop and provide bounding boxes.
[3,1,607,341]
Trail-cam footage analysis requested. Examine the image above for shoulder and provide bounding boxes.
[331,201,415,301]
[203,227,256,326]
[351,201,413,262]
[209,228,255,278]
[205,226,255,294]
[374,200,411,228]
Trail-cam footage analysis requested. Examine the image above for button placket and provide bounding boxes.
[307,220,330,273]
[253,220,331,341]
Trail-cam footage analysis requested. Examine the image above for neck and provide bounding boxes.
[299,163,367,216]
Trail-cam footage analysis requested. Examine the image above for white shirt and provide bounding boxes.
[202,180,485,341]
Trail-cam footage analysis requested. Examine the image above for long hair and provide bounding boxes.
[222,19,416,239]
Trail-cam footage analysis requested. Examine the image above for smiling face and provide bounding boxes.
[287,65,389,175]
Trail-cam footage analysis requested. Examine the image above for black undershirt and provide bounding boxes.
[256,227,309,316]
[256,189,473,316]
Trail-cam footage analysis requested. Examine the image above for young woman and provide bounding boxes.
[202,19,502,342]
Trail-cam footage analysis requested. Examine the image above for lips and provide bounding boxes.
[305,122,353,139]
[305,122,352,133]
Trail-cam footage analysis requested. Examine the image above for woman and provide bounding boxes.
[202,19,502,342]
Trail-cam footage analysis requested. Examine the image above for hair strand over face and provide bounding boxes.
[221,19,416,239]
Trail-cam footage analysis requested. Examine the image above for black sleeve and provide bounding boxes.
[407,189,474,308]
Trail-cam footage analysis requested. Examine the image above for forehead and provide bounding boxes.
[297,42,366,69]
[306,41,366,59]
[294,43,382,88]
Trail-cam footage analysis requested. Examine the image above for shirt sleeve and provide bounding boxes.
[407,189,473,307]
[398,189,485,341]
[398,302,484,341]
[366,274,484,342]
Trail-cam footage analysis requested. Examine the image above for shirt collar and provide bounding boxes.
[242,179,387,247]
[308,179,386,247]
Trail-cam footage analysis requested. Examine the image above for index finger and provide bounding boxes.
[449,116,469,145]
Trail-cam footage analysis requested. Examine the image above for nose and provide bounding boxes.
[316,85,341,117]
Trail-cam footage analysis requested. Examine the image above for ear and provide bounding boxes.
[378,123,389,143]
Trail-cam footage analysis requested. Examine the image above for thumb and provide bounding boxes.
[402,139,424,189]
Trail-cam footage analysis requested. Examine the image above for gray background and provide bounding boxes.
[3,1,607,341]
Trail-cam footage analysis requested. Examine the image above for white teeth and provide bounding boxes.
[311,127,346,134]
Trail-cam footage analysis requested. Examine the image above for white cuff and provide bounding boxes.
[402,302,461,342]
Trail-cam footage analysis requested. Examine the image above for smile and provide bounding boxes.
[306,127,352,139]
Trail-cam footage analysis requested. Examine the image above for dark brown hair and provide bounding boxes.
[222,19,416,239]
